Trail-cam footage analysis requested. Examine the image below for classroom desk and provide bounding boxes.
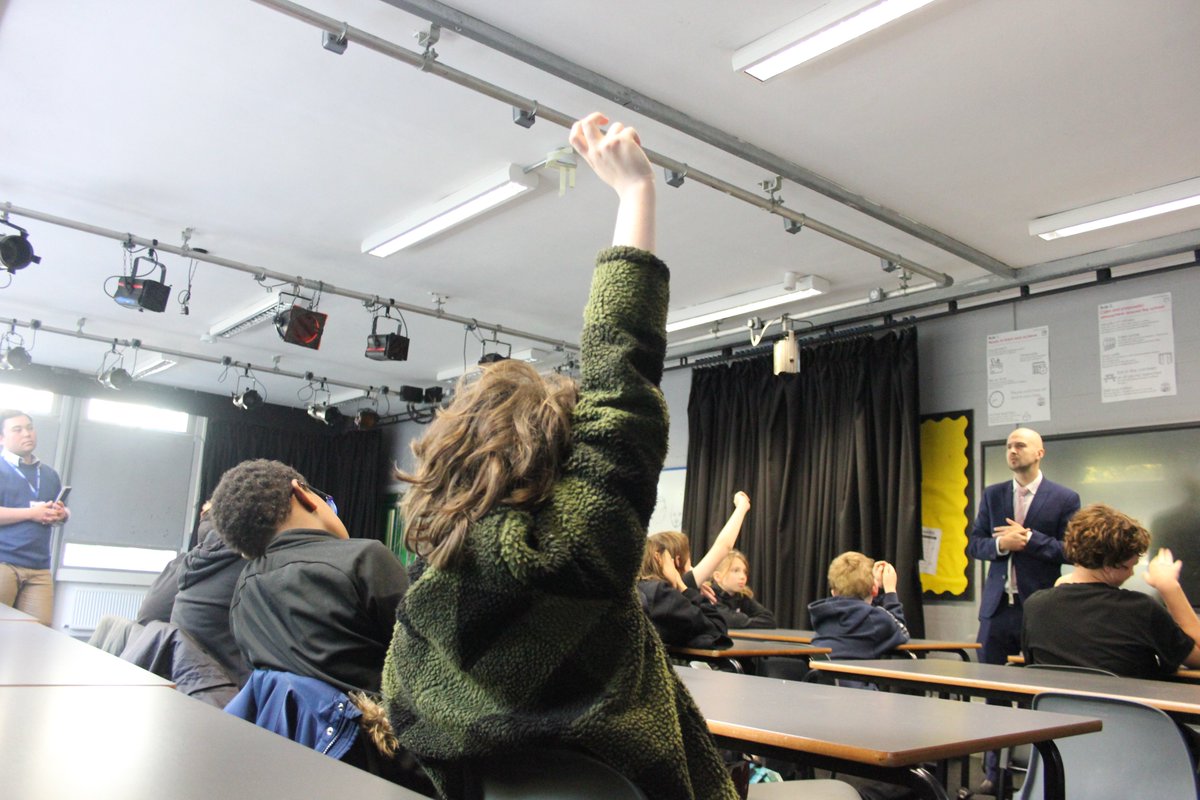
[1006,653,1200,682]
[810,659,1200,720]
[669,639,830,671]
[0,621,172,687]
[0,604,40,622]
[731,628,981,660]
[0,685,428,799]
[677,667,1099,800]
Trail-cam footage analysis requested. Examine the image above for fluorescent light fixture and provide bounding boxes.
[205,291,282,339]
[131,356,177,380]
[1029,177,1200,240]
[363,164,538,257]
[666,274,830,333]
[733,0,939,81]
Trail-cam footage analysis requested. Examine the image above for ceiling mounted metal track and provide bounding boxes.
[250,0,953,288]
[376,0,1015,280]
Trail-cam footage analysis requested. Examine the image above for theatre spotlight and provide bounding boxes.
[233,389,263,411]
[423,386,443,403]
[231,365,265,411]
[354,408,381,430]
[99,366,133,390]
[478,334,511,365]
[307,403,342,425]
[275,304,328,350]
[113,250,172,313]
[365,310,409,362]
[0,324,31,370]
[398,385,424,403]
[0,219,41,272]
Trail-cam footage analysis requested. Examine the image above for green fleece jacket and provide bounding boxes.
[382,246,736,800]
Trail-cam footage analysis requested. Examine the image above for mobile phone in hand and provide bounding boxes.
[54,485,71,505]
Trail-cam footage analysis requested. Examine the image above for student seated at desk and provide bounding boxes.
[380,114,738,800]
[638,532,731,648]
[208,458,407,695]
[654,489,751,598]
[810,552,910,658]
[1022,503,1200,679]
[709,549,776,629]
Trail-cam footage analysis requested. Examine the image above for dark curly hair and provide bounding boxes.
[1063,503,1150,569]
[209,459,304,558]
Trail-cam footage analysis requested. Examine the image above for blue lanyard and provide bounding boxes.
[7,460,40,498]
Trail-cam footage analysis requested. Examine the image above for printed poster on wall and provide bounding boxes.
[985,326,1050,426]
[1098,292,1176,403]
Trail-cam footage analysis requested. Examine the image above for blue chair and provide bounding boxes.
[1019,692,1199,800]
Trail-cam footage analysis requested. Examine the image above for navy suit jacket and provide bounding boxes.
[966,477,1080,619]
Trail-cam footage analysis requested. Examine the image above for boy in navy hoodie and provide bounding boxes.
[810,551,909,658]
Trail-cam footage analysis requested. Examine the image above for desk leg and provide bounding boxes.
[1031,741,1065,800]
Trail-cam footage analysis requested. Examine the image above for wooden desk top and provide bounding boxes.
[0,685,427,799]
[676,667,1101,767]
[812,658,1200,717]
[731,628,981,653]
[0,622,172,687]
[0,604,39,622]
[670,639,831,659]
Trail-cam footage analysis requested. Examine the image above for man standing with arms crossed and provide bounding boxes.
[0,410,68,625]
[966,426,1079,794]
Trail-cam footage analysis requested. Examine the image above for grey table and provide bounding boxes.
[0,603,40,622]
[731,628,980,660]
[0,620,172,687]
[677,666,1100,800]
[0,685,427,799]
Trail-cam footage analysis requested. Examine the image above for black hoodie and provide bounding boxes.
[808,592,910,659]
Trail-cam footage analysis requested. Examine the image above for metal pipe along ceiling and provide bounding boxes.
[249,0,955,288]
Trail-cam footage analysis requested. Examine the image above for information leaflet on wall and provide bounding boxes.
[985,326,1050,426]
[1098,292,1175,403]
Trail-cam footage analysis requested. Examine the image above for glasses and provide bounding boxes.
[300,483,338,516]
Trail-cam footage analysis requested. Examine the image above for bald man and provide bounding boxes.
[966,427,1079,790]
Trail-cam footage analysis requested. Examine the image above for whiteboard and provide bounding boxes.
[648,467,686,533]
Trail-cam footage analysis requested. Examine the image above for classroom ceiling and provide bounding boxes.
[1,0,1197,413]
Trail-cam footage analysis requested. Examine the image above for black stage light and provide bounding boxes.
[364,316,409,362]
[307,403,341,425]
[276,305,328,350]
[98,367,133,390]
[114,255,171,313]
[354,408,380,430]
[0,220,41,272]
[423,386,443,403]
[1,346,31,370]
[478,352,507,365]
[399,385,424,403]
[233,389,263,411]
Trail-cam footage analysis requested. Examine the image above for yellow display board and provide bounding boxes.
[919,413,972,596]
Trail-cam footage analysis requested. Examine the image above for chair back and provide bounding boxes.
[465,748,648,800]
[1019,692,1198,800]
[1025,663,1117,677]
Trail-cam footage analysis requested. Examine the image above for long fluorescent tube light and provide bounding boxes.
[363,164,538,257]
[205,291,282,340]
[666,275,830,333]
[1029,177,1200,240]
[733,0,939,81]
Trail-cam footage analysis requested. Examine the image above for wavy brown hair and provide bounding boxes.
[1063,503,1150,569]
[714,550,755,599]
[398,359,578,569]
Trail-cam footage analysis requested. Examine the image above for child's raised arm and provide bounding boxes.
[690,491,751,586]
[569,112,656,252]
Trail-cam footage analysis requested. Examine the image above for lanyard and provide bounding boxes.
[7,459,40,498]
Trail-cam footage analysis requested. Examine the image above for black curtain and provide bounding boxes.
[198,419,390,545]
[683,328,924,635]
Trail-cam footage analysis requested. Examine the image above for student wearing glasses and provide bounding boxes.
[209,458,407,695]
[1022,503,1200,679]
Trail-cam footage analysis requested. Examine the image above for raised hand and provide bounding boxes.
[569,112,656,251]
[1145,548,1183,591]
[733,491,750,513]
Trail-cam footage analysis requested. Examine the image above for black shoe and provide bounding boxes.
[976,778,996,796]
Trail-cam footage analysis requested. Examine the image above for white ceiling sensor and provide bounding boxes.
[666,274,830,333]
[1029,177,1200,240]
[363,165,539,257]
[733,0,940,81]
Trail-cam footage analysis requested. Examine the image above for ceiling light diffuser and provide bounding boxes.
[733,0,939,81]
[666,275,830,333]
[363,165,538,257]
[1028,177,1200,240]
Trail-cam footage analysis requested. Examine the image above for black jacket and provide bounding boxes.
[171,520,249,684]
[636,579,731,648]
[711,586,776,629]
[808,592,909,659]
[230,528,407,694]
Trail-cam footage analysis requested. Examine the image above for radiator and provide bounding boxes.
[66,588,147,631]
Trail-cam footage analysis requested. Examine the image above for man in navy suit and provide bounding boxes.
[967,427,1080,792]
